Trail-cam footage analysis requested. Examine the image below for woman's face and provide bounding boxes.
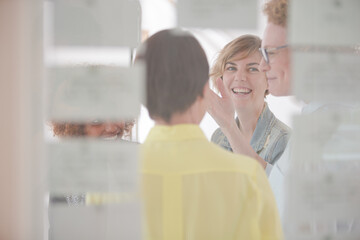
[84,121,126,140]
[222,52,268,112]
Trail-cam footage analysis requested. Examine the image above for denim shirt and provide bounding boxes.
[211,103,291,165]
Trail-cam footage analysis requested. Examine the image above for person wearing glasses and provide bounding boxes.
[208,34,291,174]
[258,0,360,226]
[138,29,283,239]
[254,0,294,220]
[258,0,290,97]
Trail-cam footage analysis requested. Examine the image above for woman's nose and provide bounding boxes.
[235,70,246,81]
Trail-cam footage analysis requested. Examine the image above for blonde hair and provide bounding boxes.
[210,35,266,94]
[263,0,288,27]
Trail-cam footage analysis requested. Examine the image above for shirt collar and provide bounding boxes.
[145,124,207,142]
[236,103,274,153]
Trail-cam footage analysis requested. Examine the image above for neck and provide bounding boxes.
[236,103,265,137]
[155,111,199,126]
[154,96,206,126]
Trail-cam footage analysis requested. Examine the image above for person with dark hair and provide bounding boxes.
[139,29,283,239]
[208,34,290,174]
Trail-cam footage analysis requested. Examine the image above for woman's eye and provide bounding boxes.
[91,120,103,126]
[249,67,259,72]
[226,66,236,71]
[267,51,275,55]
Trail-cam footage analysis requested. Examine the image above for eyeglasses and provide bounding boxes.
[259,44,288,64]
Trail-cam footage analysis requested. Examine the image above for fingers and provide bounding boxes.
[207,88,221,104]
[206,90,219,113]
[216,77,228,99]
[207,87,226,115]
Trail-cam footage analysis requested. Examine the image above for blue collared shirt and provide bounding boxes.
[211,103,291,166]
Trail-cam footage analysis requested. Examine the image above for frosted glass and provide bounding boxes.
[50,202,142,240]
[285,170,360,239]
[177,0,257,29]
[54,0,141,47]
[46,65,144,121]
[289,0,360,46]
[48,140,139,193]
[293,51,360,103]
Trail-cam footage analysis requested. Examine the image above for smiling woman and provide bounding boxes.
[221,51,268,112]
[51,120,134,140]
[208,34,291,172]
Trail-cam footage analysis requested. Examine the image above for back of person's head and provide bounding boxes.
[137,29,209,122]
[210,34,262,87]
[263,0,288,27]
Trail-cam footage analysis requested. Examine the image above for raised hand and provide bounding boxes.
[206,78,267,169]
[206,78,235,127]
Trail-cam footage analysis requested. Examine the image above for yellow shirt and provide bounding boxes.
[141,124,283,240]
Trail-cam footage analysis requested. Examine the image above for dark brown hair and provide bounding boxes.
[137,29,209,122]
